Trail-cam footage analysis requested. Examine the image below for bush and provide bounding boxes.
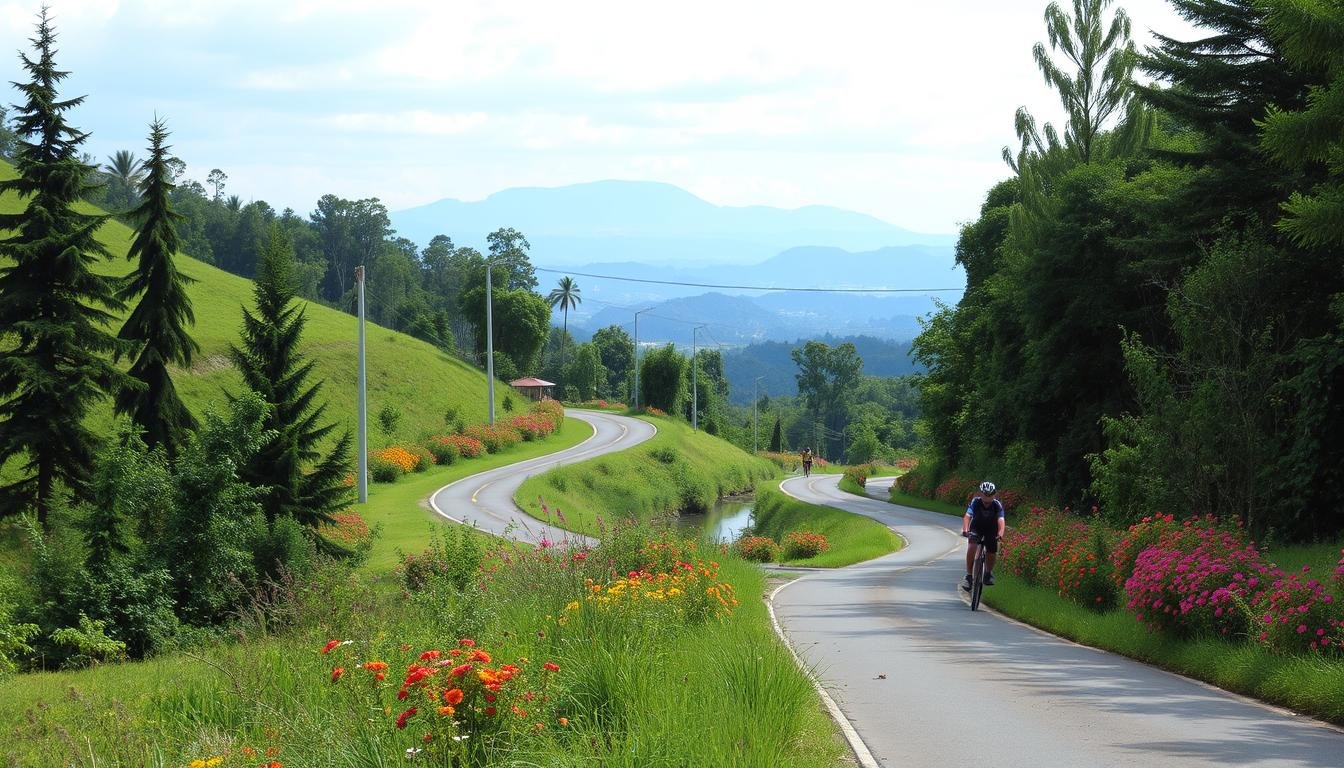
[781,531,830,560]
[426,436,461,465]
[408,444,434,471]
[0,574,38,675]
[935,474,979,506]
[370,446,419,473]
[843,465,871,488]
[1055,526,1119,612]
[369,454,404,483]
[49,614,127,669]
[735,535,779,563]
[441,434,484,459]
[400,527,485,593]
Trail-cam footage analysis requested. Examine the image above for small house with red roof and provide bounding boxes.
[508,377,555,402]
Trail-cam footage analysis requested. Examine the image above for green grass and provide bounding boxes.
[0,537,849,767]
[515,415,778,537]
[981,573,1344,725]
[886,488,967,517]
[837,476,867,496]
[358,417,594,572]
[0,160,516,453]
[751,483,902,567]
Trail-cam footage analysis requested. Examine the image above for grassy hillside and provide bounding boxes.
[515,414,778,536]
[0,160,514,447]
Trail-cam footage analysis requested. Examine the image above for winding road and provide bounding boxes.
[770,473,1344,768]
[428,408,655,546]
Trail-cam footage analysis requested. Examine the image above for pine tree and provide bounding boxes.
[0,10,133,528]
[769,416,783,452]
[231,226,352,535]
[115,118,199,456]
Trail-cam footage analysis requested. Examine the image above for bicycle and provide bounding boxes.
[802,460,812,478]
[961,531,989,611]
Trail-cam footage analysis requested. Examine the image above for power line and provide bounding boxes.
[536,266,962,294]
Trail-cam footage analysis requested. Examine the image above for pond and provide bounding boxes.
[676,497,754,543]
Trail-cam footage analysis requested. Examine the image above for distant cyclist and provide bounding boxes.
[961,481,1006,590]
[801,448,814,477]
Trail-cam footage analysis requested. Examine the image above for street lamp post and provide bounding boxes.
[691,324,707,431]
[752,376,765,452]
[632,307,653,409]
[355,265,367,503]
[485,258,495,424]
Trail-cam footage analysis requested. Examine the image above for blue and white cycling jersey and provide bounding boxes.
[965,497,1005,532]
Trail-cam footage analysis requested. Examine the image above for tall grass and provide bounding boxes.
[1,533,847,767]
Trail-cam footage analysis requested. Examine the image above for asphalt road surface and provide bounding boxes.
[428,409,655,546]
[769,473,1344,768]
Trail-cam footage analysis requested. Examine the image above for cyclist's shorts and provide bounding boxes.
[969,528,1000,553]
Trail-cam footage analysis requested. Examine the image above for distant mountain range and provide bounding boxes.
[391,179,963,345]
[390,180,957,267]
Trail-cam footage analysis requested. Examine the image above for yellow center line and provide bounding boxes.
[471,481,495,503]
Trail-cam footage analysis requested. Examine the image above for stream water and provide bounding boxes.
[676,498,754,543]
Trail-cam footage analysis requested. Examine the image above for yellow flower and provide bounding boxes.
[565,601,580,612]
[207,759,223,768]
[190,761,205,768]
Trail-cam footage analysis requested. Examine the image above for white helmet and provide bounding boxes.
[979,481,997,495]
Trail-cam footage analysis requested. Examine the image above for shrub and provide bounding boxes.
[369,454,404,483]
[935,474,979,506]
[464,424,522,453]
[371,446,419,474]
[735,535,779,563]
[400,527,484,593]
[843,465,870,488]
[49,614,128,669]
[894,467,932,497]
[442,434,484,459]
[377,403,402,435]
[509,414,555,441]
[426,436,461,465]
[1055,526,1119,612]
[1001,507,1075,588]
[781,531,830,560]
[1256,568,1343,653]
[532,398,565,428]
[408,444,434,471]
[0,574,39,675]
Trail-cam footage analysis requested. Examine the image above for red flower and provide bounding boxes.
[395,706,418,729]
[320,640,341,654]
[470,649,492,663]
[459,638,476,647]
[450,663,472,677]
[543,662,560,672]
[484,706,498,716]
[442,688,464,706]
[330,666,345,682]
[419,650,442,661]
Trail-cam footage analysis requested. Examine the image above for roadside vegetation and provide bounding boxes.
[746,484,902,568]
[515,413,776,538]
[981,507,1344,724]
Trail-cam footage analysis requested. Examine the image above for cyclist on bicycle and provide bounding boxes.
[961,481,1006,590]
[801,448,813,477]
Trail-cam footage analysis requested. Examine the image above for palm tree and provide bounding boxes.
[104,149,143,210]
[547,276,582,339]
[547,277,582,387]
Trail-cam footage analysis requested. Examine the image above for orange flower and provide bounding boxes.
[543,662,560,672]
[470,649,492,663]
[450,663,472,677]
[419,649,442,661]
[320,639,341,654]
[241,747,256,758]
[437,705,456,716]
[459,638,476,647]
[442,688,465,706]
[364,661,388,672]
[330,666,345,682]
[558,717,569,727]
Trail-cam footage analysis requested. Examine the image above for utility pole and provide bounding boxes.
[753,375,765,452]
[485,257,495,424]
[355,265,368,503]
[692,324,707,430]
[633,307,653,409]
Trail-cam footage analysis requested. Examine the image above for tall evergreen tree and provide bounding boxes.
[231,226,352,535]
[0,10,133,528]
[115,118,199,457]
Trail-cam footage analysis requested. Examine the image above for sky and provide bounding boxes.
[0,0,1198,235]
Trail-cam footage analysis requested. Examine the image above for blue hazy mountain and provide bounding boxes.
[390,180,957,266]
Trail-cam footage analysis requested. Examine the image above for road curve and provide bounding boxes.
[428,409,656,547]
[770,473,1344,768]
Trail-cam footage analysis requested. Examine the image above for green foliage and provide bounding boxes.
[1258,0,1344,248]
[0,11,133,528]
[791,340,863,459]
[752,484,903,567]
[461,285,551,375]
[231,227,353,532]
[114,118,199,458]
[0,573,38,675]
[638,344,688,414]
[48,614,127,669]
[377,402,402,437]
[564,342,604,401]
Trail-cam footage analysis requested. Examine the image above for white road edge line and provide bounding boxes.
[766,576,881,768]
